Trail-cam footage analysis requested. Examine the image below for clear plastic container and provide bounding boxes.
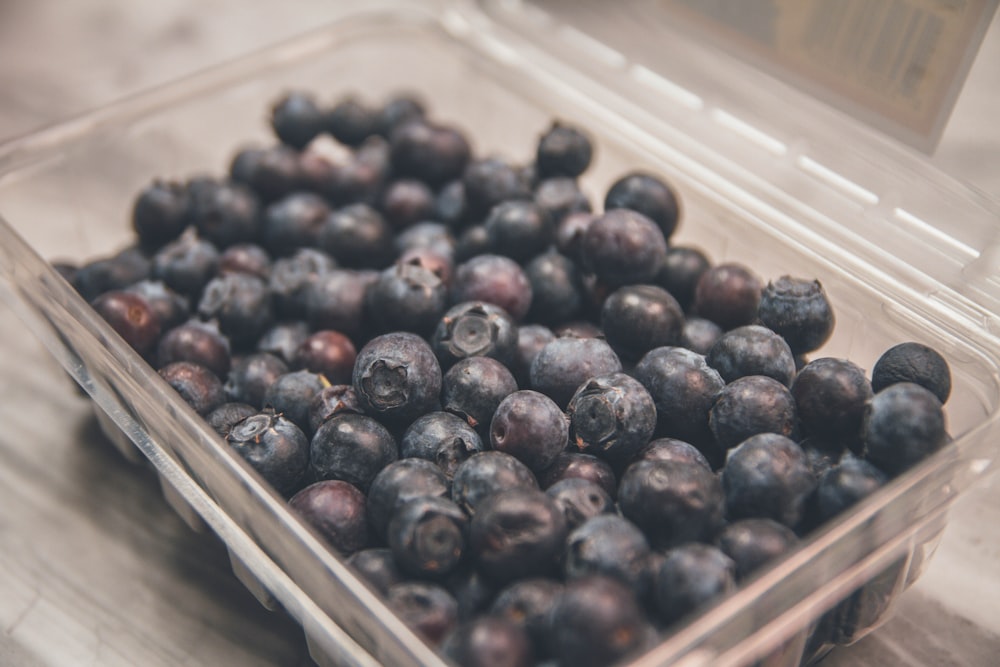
[1,2,999,666]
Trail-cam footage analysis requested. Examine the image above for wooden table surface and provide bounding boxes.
[1,2,999,665]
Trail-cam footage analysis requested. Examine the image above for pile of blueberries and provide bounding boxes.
[59,90,953,667]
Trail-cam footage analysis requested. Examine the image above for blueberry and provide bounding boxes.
[230,144,301,202]
[548,575,648,667]
[292,330,357,385]
[270,91,326,149]
[451,452,538,516]
[289,480,370,554]
[716,518,798,580]
[151,228,219,297]
[605,171,681,241]
[791,358,872,449]
[310,412,398,492]
[446,567,498,620]
[380,179,436,229]
[367,459,451,541]
[326,96,378,147]
[434,180,467,229]
[387,495,468,579]
[618,459,725,549]
[397,247,454,289]
[722,433,816,527]
[524,251,584,326]
[377,93,426,136]
[218,243,271,279]
[484,201,554,262]
[657,246,711,313]
[227,408,310,495]
[567,372,656,469]
[132,180,190,250]
[680,317,724,355]
[490,578,563,657]
[158,361,226,415]
[325,145,388,206]
[256,321,310,365]
[74,246,153,302]
[535,122,593,177]
[442,616,534,667]
[400,412,485,480]
[395,222,456,260]
[319,203,395,269]
[187,180,261,249]
[537,452,617,499]
[224,352,288,408]
[554,211,593,265]
[815,456,887,523]
[601,284,685,361]
[470,488,567,584]
[871,342,951,404]
[706,324,796,386]
[451,255,532,322]
[462,157,532,221]
[529,337,622,408]
[387,582,459,647]
[709,375,797,452]
[654,543,736,627]
[564,514,651,593]
[432,301,519,372]
[304,269,374,338]
[268,248,336,319]
[262,369,327,431]
[390,120,471,187]
[863,382,946,476]
[308,384,363,434]
[580,209,668,287]
[633,346,725,465]
[157,319,231,378]
[365,259,448,337]
[442,357,518,433]
[353,332,442,425]
[91,290,162,357]
[490,390,569,473]
[197,272,274,348]
[630,437,712,471]
[124,280,190,331]
[511,324,554,388]
[533,177,591,226]
[757,276,835,355]
[261,193,330,257]
[205,401,257,436]
[545,478,615,531]
[693,262,762,330]
[347,548,404,596]
[454,225,492,263]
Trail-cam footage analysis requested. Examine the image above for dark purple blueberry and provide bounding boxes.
[296,149,340,196]
[630,437,712,471]
[529,337,622,409]
[261,193,330,257]
[451,452,538,516]
[693,262,763,330]
[548,575,648,667]
[310,413,397,491]
[716,518,798,581]
[387,582,459,647]
[151,229,219,297]
[225,352,289,408]
[326,97,378,147]
[157,319,231,378]
[158,361,225,415]
[367,459,451,541]
[435,180,467,229]
[442,616,534,667]
[863,382,946,476]
[325,150,387,207]
[268,248,336,319]
[580,209,667,287]
[657,246,711,312]
[722,433,816,527]
[871,342,952,404]
[533,177,591,226]
[431,301,518,370]
[289,480,369,554]
[758,276,836,356]
[524,251,584,326]
[377,93,426,137]
[791,358,872,448]
[709,375,797,452]
[618,459,725,549]
[388,496,468,579]
[230,144,301,202]
[536,122,593,178]
[707,324,796,386]
[454,224,492,263]
[815,456,887,522]
[400,411,485,480]
[512,324,554,388]
[604,172,681,241]
[545,478,615,531]
[91,290,162,357]
[601,284,684,361]
[442,356,518,432]
[227,409,309,495]
[490,578,563,657]
[293,330,357,385]
[380,179,435,229]
[256,321,310,365]
[262,369,327,431]
[124,280,190,331]
[319,203,395,269]
[132,180,190,250]
[271,91,325,149]
[197,273,273,348]
[347,548,403,596]
[681,317,723,355]
[308,384,363,434]
[554,212,593,265]
[490,390,568,474]
[396,222,455,260]
[218,243,271,279]
[352,332,442,425]
[206,402,257,436]
[564,514,650,594]
[451,255,532,322]
[633,346,725,464]
[484,201,554,262]
[74,246,154,302]
[446,568,498,619]
[566,372,656,469]
[470,488,567,584]
[365,260,448,337]
[537,452,617,499]
[390,120,471,187]
[187,180,260,249]
[654,543,736,627]
[462,157,532,221]
[304,269,373,338]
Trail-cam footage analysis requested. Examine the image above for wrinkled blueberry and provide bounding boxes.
[581,209,668,287]
[529,337,622,409]
[227,408,309,495]
[716,518,798,581]
[432,301,519,371]
[368,458,451,541]
[693,262,762,331]
[442,356,518,433]
[400,411,485,480]
[722,433,816,527]
[604,171,681,241]
[289,479,369,554]
[205,401,258,436]
[388,495,468,579]
[758,276,835,356]
[225,352,288,408]
[451,255,532,322]
[567,372,656,469]
[871,341,951,404]
[706,324,796,386]
[863,382,946,476]
[310,412,398,491]
[353,332,442,425]
[158,361,225,415]
[601,284,684,361]
[490,390,569,473]
[564,514,650,593]
[452,452,538,516]
[545,478,615,531]
[654,543,736,627]
[709,375,797,452]
[387,582,459,647]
